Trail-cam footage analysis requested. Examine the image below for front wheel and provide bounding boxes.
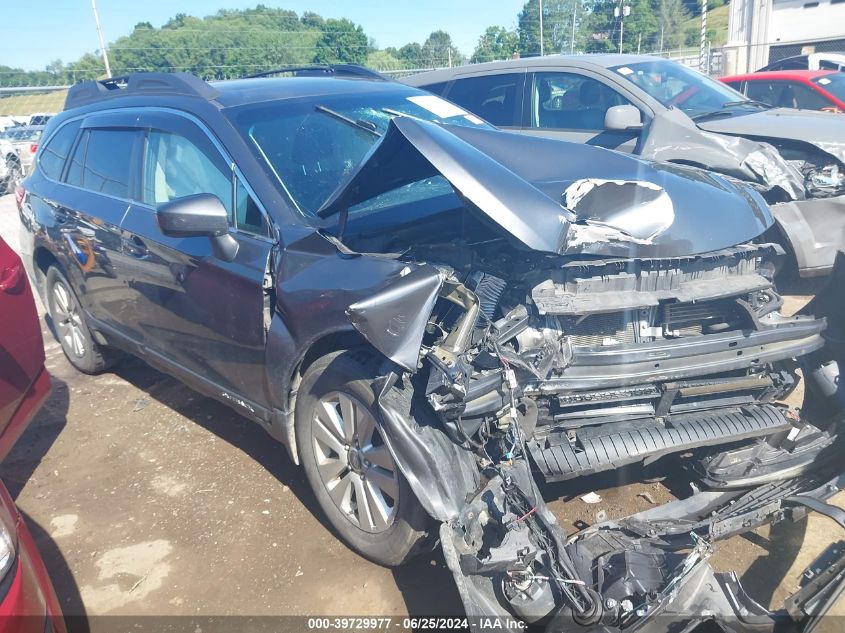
[295,350,430,566]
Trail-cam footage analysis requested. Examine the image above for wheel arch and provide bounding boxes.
[269,325,374,465]
[32,245,63,303]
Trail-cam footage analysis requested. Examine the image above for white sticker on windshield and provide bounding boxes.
[818,77,831,85]
[464,114,484,125]
[407,94,468,118]
[617,66,633,75]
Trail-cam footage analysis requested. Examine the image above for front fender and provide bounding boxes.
[771,196,845,277]
[375,371,479,522]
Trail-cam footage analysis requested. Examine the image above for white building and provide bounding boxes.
[724,0,845,75]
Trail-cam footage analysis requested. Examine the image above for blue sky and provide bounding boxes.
[2,1,528,71]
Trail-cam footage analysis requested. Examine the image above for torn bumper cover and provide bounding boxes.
[437,446,845,632]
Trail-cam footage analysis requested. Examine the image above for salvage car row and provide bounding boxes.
[7,55,845,630]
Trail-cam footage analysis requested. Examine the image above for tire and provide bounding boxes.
[295,350,430,566]
[45,266,123,374]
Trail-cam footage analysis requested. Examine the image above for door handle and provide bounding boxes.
[123,236,150,259]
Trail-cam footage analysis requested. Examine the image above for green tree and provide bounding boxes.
[313,18,368,64]
[366,49,403,71]
[65,53,105,82]
[584,0,659,53]
[518,0,585,56]
[656,0,690,50]
[471,26,519,63]
[420,31,461,67]
[397,42,424,68]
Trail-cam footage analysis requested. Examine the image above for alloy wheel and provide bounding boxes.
[52,281,86,358]
[312,391,399,533]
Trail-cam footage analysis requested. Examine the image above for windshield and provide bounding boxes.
[814,73,845,104]
[226,88,490,221]
[611,60,757,118]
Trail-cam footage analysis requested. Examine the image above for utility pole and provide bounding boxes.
[570,1,577,54]
[614,2,630,54]
[699,0,708,73]
[637,32,642,54]
[539,0,544,56]
[91,0,112,78]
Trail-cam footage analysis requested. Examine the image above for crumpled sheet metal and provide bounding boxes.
[346,264,444,372]
[321,116,773,259]
[563,178,675,245]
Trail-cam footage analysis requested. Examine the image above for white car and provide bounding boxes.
[760,51,845,72]
[0,138,21,194]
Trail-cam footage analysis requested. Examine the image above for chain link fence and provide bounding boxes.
[0,40,769,125]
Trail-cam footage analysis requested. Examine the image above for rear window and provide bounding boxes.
[39,120,81,180]
[814,73,845,103]
[445,73,522,126]
[418,81,449,96]
[66,128,139,199]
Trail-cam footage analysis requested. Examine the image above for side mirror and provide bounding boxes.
[604,104,643,131]
[156,193,238,261]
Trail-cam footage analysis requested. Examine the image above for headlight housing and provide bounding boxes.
[0,520,14,582]
[0,494,18,590]
[808,164,845,195]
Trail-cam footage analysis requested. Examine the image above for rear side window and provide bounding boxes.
[747,80,832,110]
[39,120,81,180]
[65,128,139,199]
[445,73,521,126]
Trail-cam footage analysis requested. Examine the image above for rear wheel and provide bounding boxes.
[45,266,122,374]
[295,350,429,566]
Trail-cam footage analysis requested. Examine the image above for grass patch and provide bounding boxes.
[682,5,730,47]
[0,89,67,116]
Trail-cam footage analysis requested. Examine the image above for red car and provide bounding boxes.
[0,236,65,633]
[721,70,845,113]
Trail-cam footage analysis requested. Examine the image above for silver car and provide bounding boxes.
[0,125,44,177]
[405,54,845,278]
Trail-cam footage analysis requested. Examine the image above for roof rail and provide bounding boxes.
[64,72,220,111]
[245,64,390,81]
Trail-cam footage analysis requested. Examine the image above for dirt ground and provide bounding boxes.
[1,193,842,628]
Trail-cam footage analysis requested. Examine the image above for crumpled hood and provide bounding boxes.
[697,108,845,165]
[319,117,773,258]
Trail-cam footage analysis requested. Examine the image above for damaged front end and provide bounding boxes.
[326,118,845,630]
[643,107,845,278]
[365,256,845,632]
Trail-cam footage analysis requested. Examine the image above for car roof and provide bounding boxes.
[62,69,415,113]
[210,76,418,109]
[721,70,837,82]
[402,53,659,85]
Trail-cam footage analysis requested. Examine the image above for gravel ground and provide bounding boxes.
[1,192,842,628]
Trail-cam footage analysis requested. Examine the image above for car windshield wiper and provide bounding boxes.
[692,100,771,121]
[722,99,773,109]
[314,105,382,137]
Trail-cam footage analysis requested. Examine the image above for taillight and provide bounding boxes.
[30,143,38,154]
